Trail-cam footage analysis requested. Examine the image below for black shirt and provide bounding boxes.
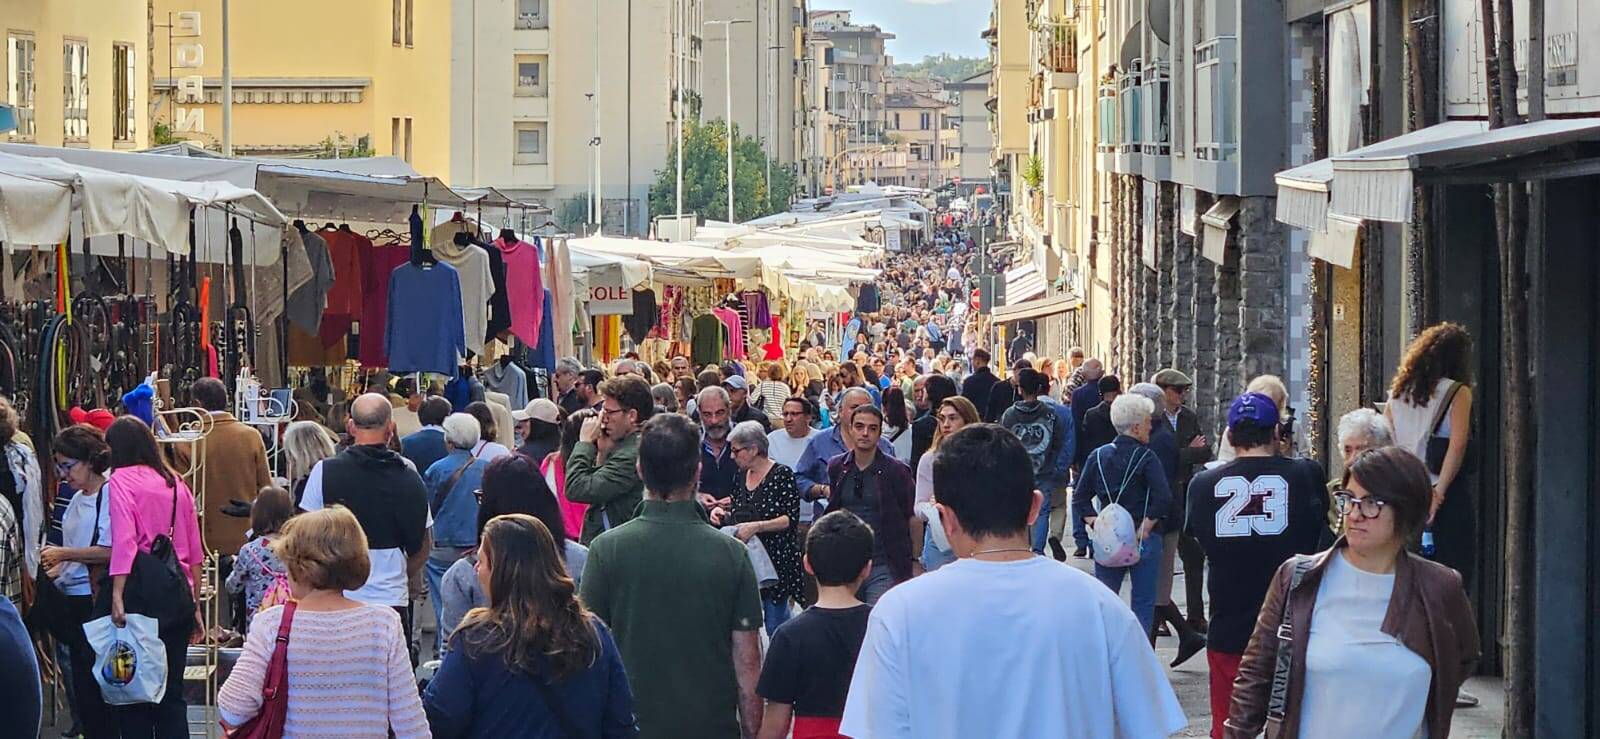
[756,604,872,717]
[1185,456,1328,653]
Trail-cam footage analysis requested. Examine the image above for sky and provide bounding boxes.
[816,0,990,63]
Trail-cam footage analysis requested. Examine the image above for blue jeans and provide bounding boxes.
[1031,489,1053,554]
[763,596,793,637]
[425,546,470,654]
[1093,534,1165,636]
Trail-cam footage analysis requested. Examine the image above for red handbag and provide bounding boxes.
[227,600,297,739]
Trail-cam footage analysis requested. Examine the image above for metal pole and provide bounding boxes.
[221,0,233,156]
[595,0,604,233]
[675,0,684,219]
[726,33,734,222]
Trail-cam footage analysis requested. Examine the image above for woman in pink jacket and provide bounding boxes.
[105,416,205,738]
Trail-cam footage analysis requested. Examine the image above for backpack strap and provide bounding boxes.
[1268,556,1316,720]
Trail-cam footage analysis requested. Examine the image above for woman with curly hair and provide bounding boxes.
[423,514,636,738]
[1384,322,1475,587]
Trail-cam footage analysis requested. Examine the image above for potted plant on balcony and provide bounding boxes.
[1021,155,1045,224]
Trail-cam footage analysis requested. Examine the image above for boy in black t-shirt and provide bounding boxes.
[1186,392,1327,739]
[757,510,874,739]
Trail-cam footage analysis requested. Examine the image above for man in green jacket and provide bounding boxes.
[565,374,653,544]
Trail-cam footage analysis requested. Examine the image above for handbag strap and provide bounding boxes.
[433,450,481,514]
[88,483,106,548]
[529,659,586,739]
[1267,556,1315,720]
[1427,381,1464,438]
[261,600,297,703]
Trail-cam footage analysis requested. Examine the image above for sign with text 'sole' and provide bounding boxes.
[587,269,635,316]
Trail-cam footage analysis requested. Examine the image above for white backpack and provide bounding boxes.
[1089,446,1152,568]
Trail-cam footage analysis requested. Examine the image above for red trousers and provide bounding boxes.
[792,715,845,738]
[1208,649,1243,739]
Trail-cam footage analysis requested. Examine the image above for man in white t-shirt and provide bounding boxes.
[840,423,1186,739]
[299,394,432,662]
[769,397,824,525]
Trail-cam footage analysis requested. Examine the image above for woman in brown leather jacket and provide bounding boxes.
[1225,447,1479,739]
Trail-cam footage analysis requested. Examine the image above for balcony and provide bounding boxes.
[1140,60,1171,158]
[1096,80,1117,171]
[1035,16,1078,89]
[1194,36,1238,162]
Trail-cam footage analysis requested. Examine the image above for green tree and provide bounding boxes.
[892,54,991,82]
[649,117,797,222]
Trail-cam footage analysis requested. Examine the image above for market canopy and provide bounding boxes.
[0,150,286,260]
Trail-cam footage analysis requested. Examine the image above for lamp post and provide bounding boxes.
[221,0,232,156]
[705,18,750,223]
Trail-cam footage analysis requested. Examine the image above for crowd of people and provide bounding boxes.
[0,228,1488,739]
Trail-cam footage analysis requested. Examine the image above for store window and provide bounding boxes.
[514,57,546,96]
[63,39,89,143]
[514,122,547,165]
[6,34,36,140]
[113,43,136,143]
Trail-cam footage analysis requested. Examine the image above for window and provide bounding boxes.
[514,57,546,96]
[6,34,36,140]
[403,117,413,162]
[516,0,548,29]
[893,112,901,129]
[909,142,922,160]
[391,117,401,157]
[393,0,403,45]
[63,39,89,142]
[405,0,414,47]
[920,112,931,130]
[514,122,548,164]
[113,43,135,143]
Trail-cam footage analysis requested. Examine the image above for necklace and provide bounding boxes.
[968,547,1036,559]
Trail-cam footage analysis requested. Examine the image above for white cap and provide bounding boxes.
[512,398,560,424]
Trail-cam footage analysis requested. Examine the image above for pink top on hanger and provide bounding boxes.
[494,237,545,347]
[712,306,745,359]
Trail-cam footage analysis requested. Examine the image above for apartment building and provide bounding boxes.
[149,0,450,174]
[810,9,894,188]
[700,0,802,167]
[2,0,149,149]
[946,69,993,194]
[451,0,704,235]
[884,89,956,190]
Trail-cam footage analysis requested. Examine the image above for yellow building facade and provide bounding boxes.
[2,0,150,149]
[149,0,452,178]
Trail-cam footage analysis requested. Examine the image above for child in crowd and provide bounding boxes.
[756,510,875,739]
[224,486,295,630]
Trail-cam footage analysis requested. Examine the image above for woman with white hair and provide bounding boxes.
[1328,408,1395,541]
[284,420,338,506]
[1069,393,1173,636]
[422,413,491,654]
[723,420,802,635]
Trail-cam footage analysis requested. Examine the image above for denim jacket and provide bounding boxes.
[1071,435,1171,531]
[424,449,488,547]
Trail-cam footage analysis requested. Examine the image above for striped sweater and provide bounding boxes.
[217,603,429,738]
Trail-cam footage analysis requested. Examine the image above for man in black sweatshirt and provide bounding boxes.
[959,348,999,415]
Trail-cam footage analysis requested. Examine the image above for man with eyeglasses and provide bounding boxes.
[565,376,652,544]
[1185,392,1328,739]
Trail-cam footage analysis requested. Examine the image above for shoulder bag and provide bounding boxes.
[95,477,195,633]
[227,600,297,739]
[1266,556,1316,727]
[432,450,482,515]
[1424,382,1476,476]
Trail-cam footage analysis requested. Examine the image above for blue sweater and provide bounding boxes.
[386,261,467,374]
[423,616,638,739]
[0,597,40,739]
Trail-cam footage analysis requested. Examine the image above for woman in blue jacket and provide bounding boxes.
[424,514,637,738]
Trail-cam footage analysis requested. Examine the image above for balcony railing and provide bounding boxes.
[1096,82,1117,153]
[1118,63,1141,155]
[1194,36,1237,161]
[1140,60,1171,156]
[1035,17,1077,75]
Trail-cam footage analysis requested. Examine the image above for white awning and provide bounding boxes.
[1307,213,1363,268]
[992,292,1079,322]
[1325,119,1600,223]
[1005,263,1045,304]
[1273,120,1487,230]
[1200,197,1240,264]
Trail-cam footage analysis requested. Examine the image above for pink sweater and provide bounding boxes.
[107,465,204,589]
[217,603,430,738]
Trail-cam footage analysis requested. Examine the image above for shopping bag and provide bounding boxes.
[83,613,168,705]
[722,526,780,588]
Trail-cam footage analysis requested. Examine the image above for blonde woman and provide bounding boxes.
[284,421,338,507]
[754,361,792,421]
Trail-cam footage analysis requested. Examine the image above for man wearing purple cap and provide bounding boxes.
[1185,392,1328,739]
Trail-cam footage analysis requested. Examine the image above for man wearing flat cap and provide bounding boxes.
[1153,368,1211,632]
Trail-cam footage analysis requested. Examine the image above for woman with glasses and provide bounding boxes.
[721,420,802,635]
[438,454,585,649]
[41,425,115,738]
[912,397,981,572]
[425,514,634,738]
[1225,446,1479,739]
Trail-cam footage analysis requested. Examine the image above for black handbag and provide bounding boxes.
[29,488,106,642]
[93,479,195,635]
[1424,382,1475,477]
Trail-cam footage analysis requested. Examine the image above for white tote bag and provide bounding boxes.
[83,613,168,705]
[1089,447,1151,569]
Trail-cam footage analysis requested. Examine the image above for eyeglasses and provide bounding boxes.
[1332,490,1388,519]
[54,459,81,476]
[600,406,626,418]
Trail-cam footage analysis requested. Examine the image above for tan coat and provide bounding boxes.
[171,413,272,554]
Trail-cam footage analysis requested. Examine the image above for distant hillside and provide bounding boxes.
[892,54,991,82]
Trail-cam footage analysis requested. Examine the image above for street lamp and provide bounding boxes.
[705,18,750,223]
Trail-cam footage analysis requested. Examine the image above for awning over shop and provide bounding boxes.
[1273,120,1487,231]
[1332,118,1600,222]
[1200,197,1240,263]
[992,292,1079,323]
[1005,263,1045,304]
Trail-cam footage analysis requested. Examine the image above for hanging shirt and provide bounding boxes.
[430,229,494,358]
[691,313,726,367]
[358,245,413,368]
[713,307,745,360]
[386,262,466,374]
[623,289,660,344]
[318,228,369,346]
[284,229,333,334]
[494,237,545,347]
[478,237,513,343]
[483,361,529,410]
[532,289,557,374]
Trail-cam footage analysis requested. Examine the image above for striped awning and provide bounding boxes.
[1005,263,1046,304]
[1274,157,1333,231]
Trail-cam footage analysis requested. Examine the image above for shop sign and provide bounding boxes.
[173,11,206,134]
[587,270,635,316]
